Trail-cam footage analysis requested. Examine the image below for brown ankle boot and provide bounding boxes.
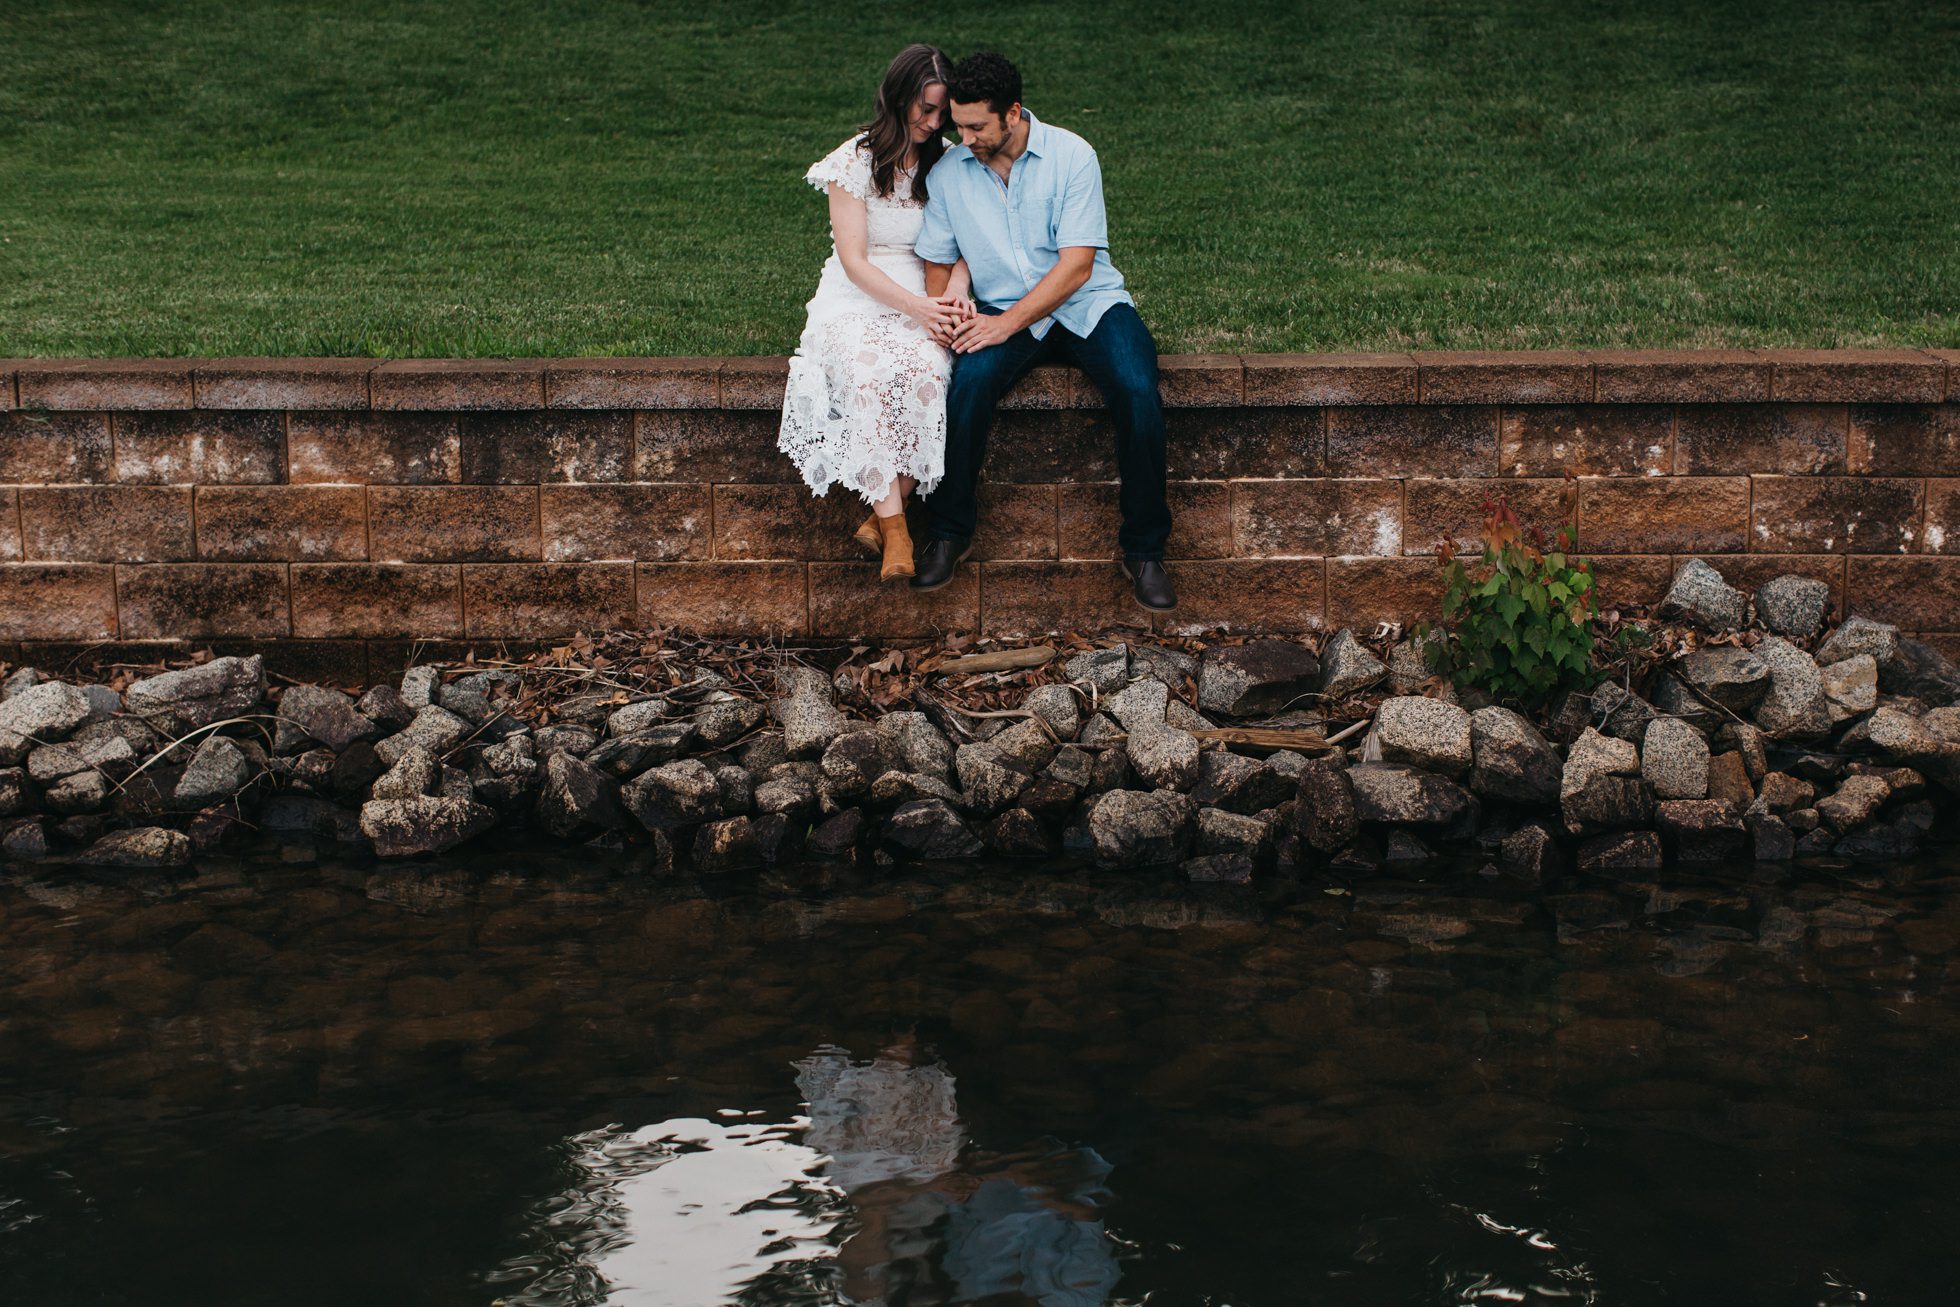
[877,512,915,582]
[853,512,881,558]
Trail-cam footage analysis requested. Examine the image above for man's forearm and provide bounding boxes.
[998,254,1094,333]
[923,261,954,297]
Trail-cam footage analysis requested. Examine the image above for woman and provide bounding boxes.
[779,44,975,583]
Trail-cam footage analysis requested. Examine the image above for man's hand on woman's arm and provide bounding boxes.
[950,247,1094,353]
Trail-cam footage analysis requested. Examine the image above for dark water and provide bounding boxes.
[3,840,1960,1306]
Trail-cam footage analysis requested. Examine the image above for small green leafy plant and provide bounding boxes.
[1418,483,1599,706]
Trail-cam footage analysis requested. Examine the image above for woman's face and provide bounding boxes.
[908,83,946,143]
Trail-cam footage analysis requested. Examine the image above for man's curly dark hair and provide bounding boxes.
[947,52,1022,118]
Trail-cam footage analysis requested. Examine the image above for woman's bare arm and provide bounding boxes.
[829,185,961,334]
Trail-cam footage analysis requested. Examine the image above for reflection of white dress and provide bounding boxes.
[778,135,951,505]
[794,1047,965,1192]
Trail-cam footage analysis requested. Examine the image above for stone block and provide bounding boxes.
[1156,355,1242,406]
[1230,479,1400,557]
[1584,555,1674,609]
[546,357,720,408]
[1675,403,1846,474]
[15,358,195,409]
[0,489,16,562]
[1589,349,1768,402]
[117,563,290,638]
[1925,481,1960,555]
[712,484,873,562]
[1159,407,1326,480]
[1003,366,1073,409]
[0,565,117,639]
[1579,478,1748,554]
[1241,353,1417,405]
[195,486,368,561]
[458,410,632,482]
[540,484,710,562]
[1325,557,1444,631]
[288,412,461,484]
[1414,350,1591,403]
[462,563,635,637]
[982,410,1114,480]
[719,357,791,409]
[18,487,194,561]
[1154,560,1326,636]
[1329,405,1495,477]
[194,357,372,409]
[291,564,463,639]
[0,412,112,481]
[973,484,1059,561]
[810,564,979,637]
[1061,482,1232,559]
[1749,477,1921,553]
[1845,559,1960,632]
[979,562,1147,636]
[1849,405,1960,475]
[368,486,541,562]
[113,411,283,483]
[370,359,546,409]
[636,409,799,483]
[1760,349,1945,403]
[1500,405,1672,476]
[637,562,808,634]
[1402,478,1566,557]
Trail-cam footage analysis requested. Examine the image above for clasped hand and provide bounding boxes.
[914,293,976,346]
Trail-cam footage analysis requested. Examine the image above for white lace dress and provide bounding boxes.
[778,135,950,504]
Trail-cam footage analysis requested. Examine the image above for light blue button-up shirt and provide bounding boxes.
[914,109,1133,340]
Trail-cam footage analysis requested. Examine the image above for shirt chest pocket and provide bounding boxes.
[1017,194,1060,253]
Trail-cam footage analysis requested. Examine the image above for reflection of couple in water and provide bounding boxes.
[795,1038,1120,1307]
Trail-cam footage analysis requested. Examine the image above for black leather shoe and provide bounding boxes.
[1122,558,1177,611]
[910,538,972,591]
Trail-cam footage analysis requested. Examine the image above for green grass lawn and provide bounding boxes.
[2,0,1956,357]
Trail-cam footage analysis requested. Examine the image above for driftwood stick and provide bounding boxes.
[1188,726,1339,752]
[934,645,1057,675]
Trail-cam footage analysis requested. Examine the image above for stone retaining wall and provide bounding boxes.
[1,349,1957,683]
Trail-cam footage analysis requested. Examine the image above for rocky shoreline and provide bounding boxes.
[0,557,1957,880]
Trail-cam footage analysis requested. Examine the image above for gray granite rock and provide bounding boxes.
[954,742,1032,815]
[1191,751,1291,815]
[1065,645,1130,695]
[1126,722,1200,791]
[356,683,414,731]
[1164,698,1213,733]
[1319,629,1388,700]
[1642,717,1710,800]
[1347,764,1474,827]
[622,758,723,830]
[275,684,381,754]
[0,681,96,763]
[1195,807,1273,859]
[1373,696,1473,777]
[126,656,266,733]
[1752,637,1833,740]
[79,826,192,868]
[375,704,472,767]
[1130,643,1198,686]
[821,729,904,803]
[1882,638,1960,703]
[1816,773,1891,833]
[1196,639,1320,718]
[874,712,953,778]
[605,697,672,737]
[0,667,41,699]
[25,730,137,784]
[883,798,984,860]
[1676,646,1771,712]
[1086,788,1196,868]
[1591,681,1660,743]
[989,717,1060,772]
[1661,559,1745,631]
[1500,821,1565,883]
[774,668,845,758]
[1290,757,1359,852]
[535,752,623,837]
[371,743,442,800]
[1754,575,1831,640]
[1821,655,1879,721]
[1386,640,1432,695]
[1468,707,1561,804]
[869,771,963,806]
[45,770,109,815]
[692,694,767,748]
[1816,616,1899,669]
[1020,685,1083,740]
[174,735,253,804]
[398,665,441,709]
[359,795,497,856]
[1106,679,1170,733]
[1655,799,1747,862]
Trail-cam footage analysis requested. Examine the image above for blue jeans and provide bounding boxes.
[924,302,1172,559]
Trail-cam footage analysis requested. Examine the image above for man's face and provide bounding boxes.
[950,100,1018,159]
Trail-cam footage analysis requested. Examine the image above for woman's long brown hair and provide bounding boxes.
[859,44,950,203]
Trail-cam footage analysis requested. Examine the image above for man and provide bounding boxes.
[911,52,1176,611]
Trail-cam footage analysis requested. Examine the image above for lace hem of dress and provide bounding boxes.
[779,345,946,507]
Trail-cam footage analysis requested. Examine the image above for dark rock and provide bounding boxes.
[1787,752,1845,786]
[1044,744,1099,791]
[1500,821,1566,883]
[1882,637,1960,703]
[1661,559,1745,630]
[954,742,1033,815]
[2,818,49,860]
[1833,809,1929,861]
[884,798,984,860]
[1676,645,1772,712]
[1126,722,1200,790]
[1716,721,1769,782]
[1014,775,1079,822]
[1815,774,1891,833]
[755,775,820,820]
[1383,830,1435,865]
[534,723,600,757]
[259,794,357,838]
[1563,775,1653,837]
[1746,810,1795,862]
[714,765,753,815]
[692,694,767,748]
[290,748,337,791]
[982,808,1056,858]
[1347,765,1474,829]
[1086,789,1196,868]
[1373,696,1472,777]
[1130,642,1198,686]
[987,717,1060,773]
[1190,750,1291,814]
[875,712,954,777]
[1754,575,1831,640]
[1468,707,1561,804]
[1319,629,1388,700]
[125,656,265,733]
[821,729,903,804]
[1183,853,1254,884]
[1577,829,1664,874]
[1196,639,1320,717]
[45,770,109,815]
[536,752,624,837]
[1706,750,1755,807]
[585,724,697,778]
[1290,757,1359,852]
[691,816,763,872]
[371,744,442,800]
[1195,807,1272,859]
[0,767,25,818]
[173,735,253,804]
[356,683,414,731]
[1329,837,1383,873]
[738,730,789,772]
[274,684,381,754]
[25,731,137,784]
[604,697,672,737]
[78,826,192,868]
[1849,763,1924,799]
[1649,674,1720,733]
[1817,616,1898,668]
[1655,799,1747,862]
[359,795,497,857]
[622,759,723,830]
[808,807,865,856]
[749,812,793,863]
[1591,681,1660,743]
[1785,806,1821,834]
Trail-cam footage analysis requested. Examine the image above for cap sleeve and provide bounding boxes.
[805,135,873,201]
